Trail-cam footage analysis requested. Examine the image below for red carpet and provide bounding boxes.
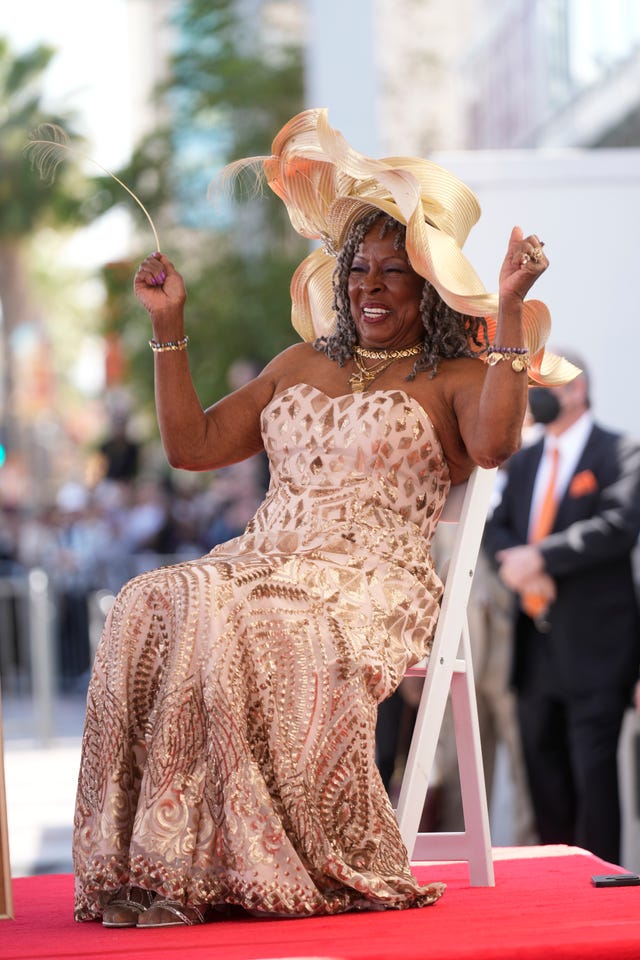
[2,847,640,960]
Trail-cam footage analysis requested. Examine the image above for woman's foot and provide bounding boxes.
[137,899,211,927]
[102,886,156,928]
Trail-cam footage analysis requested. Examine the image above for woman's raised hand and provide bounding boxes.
[134,253,187,316]
[498,225,549,303]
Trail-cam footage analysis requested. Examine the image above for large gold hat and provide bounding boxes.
[228,108,578,386]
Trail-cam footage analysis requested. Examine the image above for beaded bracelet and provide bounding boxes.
[486,346,530,373]
[488,345,528,355]
[149,335,189,353]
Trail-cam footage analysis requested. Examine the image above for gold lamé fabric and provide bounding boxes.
[73,385,450,920]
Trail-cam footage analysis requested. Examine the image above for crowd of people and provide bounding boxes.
[0,451,268,693]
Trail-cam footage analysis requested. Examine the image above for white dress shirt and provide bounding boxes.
[528,411,593,540]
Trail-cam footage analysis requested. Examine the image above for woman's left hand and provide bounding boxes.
[498,225,549,302]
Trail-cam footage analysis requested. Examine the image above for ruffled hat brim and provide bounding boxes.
[227,108,579,386]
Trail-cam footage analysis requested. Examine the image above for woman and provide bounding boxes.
[73,109,576,928]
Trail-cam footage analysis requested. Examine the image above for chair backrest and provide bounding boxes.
[409,466,498,673]
[434,465,498,629]
[437,478,468,524]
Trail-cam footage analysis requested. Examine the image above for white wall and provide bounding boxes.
[433,148,640,440]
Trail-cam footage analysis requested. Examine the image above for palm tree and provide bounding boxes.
[0,37,88,454]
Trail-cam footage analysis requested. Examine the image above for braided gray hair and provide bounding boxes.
[313,209,489,379]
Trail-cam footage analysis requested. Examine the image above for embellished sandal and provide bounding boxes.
[137,899,211,928]
[102,886,156,928]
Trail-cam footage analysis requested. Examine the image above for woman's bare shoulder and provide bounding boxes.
[265,340,347,393]
[262,340,318,373]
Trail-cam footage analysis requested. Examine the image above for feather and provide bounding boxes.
[24,123,161,252]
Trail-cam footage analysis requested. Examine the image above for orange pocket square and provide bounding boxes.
[569,469,598,497]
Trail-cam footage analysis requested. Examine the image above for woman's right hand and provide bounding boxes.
[134,252,187,317]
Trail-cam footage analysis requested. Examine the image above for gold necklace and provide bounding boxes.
[349,342,424,393]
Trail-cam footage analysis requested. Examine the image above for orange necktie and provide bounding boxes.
[522,446,560,619]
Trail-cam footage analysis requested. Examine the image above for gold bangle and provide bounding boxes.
[149,335,189,352]
[486,350,530,372]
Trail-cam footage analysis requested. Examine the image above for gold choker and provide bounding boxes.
[349,342,424,393]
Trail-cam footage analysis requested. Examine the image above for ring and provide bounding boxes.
[531,246,543,262]
[520,253,531,265]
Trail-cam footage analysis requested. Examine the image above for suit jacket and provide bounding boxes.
[484,423,640,696]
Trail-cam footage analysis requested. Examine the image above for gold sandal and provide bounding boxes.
[102,886,156,928]
[137,899,211,927]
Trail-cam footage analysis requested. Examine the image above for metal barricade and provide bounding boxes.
[0,570,55,745]
[1,551,200,746]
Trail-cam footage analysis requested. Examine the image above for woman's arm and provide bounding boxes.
[455,226,548,468]
[134,252,277,471]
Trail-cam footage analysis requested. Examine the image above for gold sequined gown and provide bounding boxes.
[73,385,450,920]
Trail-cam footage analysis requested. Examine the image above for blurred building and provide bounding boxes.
[376,0,478,154]
[370,0,640,152]
[464,0,640,148]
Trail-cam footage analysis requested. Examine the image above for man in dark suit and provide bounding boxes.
[484,359,640,864]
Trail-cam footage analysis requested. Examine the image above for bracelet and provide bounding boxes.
[487,345,528,355]
[149,335,189,353]
[486,348,530,372]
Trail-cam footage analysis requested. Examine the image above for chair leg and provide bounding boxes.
[450,642,494,885]
[396,625,494,886]
[395,656,455,855]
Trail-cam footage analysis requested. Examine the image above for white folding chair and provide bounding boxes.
[395,465,498,886]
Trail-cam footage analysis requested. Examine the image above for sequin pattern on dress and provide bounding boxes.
[73,384,450,920]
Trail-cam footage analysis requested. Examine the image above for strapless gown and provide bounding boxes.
[73,384,450,920]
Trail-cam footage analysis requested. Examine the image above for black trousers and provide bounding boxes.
[516,618,629,865]
[375,690,405,792]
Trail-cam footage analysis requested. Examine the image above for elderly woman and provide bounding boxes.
[73,109,576,928]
